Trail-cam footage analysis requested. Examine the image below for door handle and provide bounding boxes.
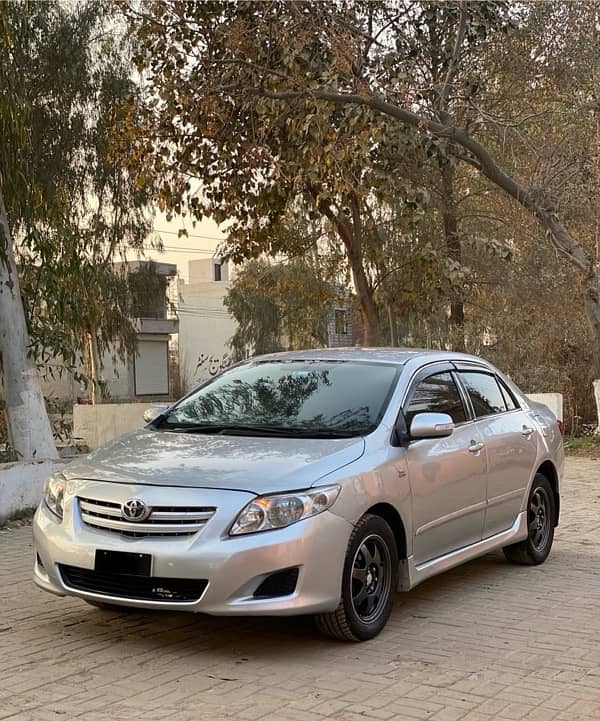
[521,426,535,438]
[468,442,485,453]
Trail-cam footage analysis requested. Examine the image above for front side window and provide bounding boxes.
[459,371,507,418]
[158,360,399,438]
[405,372,466,426]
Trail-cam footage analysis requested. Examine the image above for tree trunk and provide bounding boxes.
[594,379,600,435]
[350,258,380,345]
[584,270,600,378]
[87,327,102,404]
[0,189,57,460]
[441,161,465,352]
[591,102,600,428]
[311,188,381,345]
[347,191,381,346]
[386,302,396,346]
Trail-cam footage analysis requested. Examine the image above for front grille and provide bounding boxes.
[59,565,207,602]
[78,497,216,538]
[253,568,299,598]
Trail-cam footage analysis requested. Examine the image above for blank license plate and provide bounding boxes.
[95,550,152,576]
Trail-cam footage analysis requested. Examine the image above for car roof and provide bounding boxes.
[250,347,491,368]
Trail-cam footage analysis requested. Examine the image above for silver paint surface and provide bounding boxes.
[33,347,564,616]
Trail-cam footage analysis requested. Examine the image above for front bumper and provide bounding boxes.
[33,479,353,615]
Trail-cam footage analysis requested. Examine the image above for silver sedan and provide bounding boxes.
[33,348,563,641]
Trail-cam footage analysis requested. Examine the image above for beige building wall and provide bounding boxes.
[177,259,237,391]
[72,402,158,448]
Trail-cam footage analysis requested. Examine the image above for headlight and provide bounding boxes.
[230,485,340,535]
[43,474,66,520]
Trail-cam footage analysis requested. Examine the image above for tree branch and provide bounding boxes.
[439,0,467,115]
[251,85,592,272]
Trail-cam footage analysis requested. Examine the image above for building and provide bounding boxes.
[40,260,179,403]
[177,258,237,391]
[120,260,179,398]
[326,287,353,347]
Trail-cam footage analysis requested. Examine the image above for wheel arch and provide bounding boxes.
[365,502,407,560]
[536,460,560,526]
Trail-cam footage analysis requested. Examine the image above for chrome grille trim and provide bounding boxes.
[79,500,122,518]
[149,510,214,521]
[78,496,216,538]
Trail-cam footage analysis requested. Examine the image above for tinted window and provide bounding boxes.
[405,372,466,426]
[498,378,519,411]
[460,372,507,418]
[159,361,399,437]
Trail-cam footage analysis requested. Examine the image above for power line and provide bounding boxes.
[142,245,217,254]
[177,308,230,316]
[177,312,232,320]
[152,228,227,241]
[176,303,230,313]
[178,309,230,315]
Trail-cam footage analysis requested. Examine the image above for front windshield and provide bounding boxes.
[158,360,399,438]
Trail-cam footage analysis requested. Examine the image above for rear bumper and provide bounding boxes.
[33,487,353,615]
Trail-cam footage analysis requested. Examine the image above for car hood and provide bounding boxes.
[62,427,366,495]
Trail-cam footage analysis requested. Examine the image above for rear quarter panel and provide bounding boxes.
[528,400,565,488]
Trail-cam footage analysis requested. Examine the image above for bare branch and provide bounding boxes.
[454,152,482,171]
[439,1,468,115]
[209,59,289,81]
[248,84,592,272]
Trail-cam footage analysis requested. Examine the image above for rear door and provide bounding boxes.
[403,364,487,564]
[455,368,538,538]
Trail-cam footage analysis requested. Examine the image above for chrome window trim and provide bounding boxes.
[398,362,469,436]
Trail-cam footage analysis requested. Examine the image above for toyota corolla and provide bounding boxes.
[33,348,563,641]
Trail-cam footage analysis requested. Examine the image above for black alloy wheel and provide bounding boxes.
[528,485,552,553]
[350,534,392,624]
[503,473,555,565]
[315,513,399,641]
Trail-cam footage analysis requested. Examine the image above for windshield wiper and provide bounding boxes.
[160,423,356,438]
[161,423,295,436]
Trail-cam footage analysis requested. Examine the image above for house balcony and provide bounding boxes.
[133,317,179,335]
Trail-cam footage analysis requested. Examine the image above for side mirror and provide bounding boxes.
[410,412,455,440]
[143,404,169,423]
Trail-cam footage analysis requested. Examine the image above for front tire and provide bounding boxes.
[315,514,399,642]
[503,473,555,565]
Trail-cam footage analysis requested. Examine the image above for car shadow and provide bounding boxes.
[50,547,539,660]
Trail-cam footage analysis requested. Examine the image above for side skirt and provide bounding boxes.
[397,512,527,591]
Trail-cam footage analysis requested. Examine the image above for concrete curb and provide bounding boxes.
[0,458,67,525]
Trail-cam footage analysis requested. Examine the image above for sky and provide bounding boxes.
[127,212,226,283]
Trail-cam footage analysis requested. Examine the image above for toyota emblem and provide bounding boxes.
[121,498,150,522]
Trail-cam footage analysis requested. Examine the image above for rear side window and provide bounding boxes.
[405,372,466,426]
[459,372,507,418]
[498,378,519,411]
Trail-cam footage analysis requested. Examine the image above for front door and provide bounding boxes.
[403,368,488,564]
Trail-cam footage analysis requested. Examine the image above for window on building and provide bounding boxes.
[214,262,222,281]
[335,309,348,335]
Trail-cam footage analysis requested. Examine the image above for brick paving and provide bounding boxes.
[1,457,600,721]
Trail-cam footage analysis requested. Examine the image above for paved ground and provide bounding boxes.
[2,458,600,721]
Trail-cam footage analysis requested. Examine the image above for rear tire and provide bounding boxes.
[503,473,555,565]
[315,514,399,642]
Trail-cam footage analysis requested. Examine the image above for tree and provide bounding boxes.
[1,1,154,458]
[224,257,334,359]
[126,2,448,344]
[128,0,600,365]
